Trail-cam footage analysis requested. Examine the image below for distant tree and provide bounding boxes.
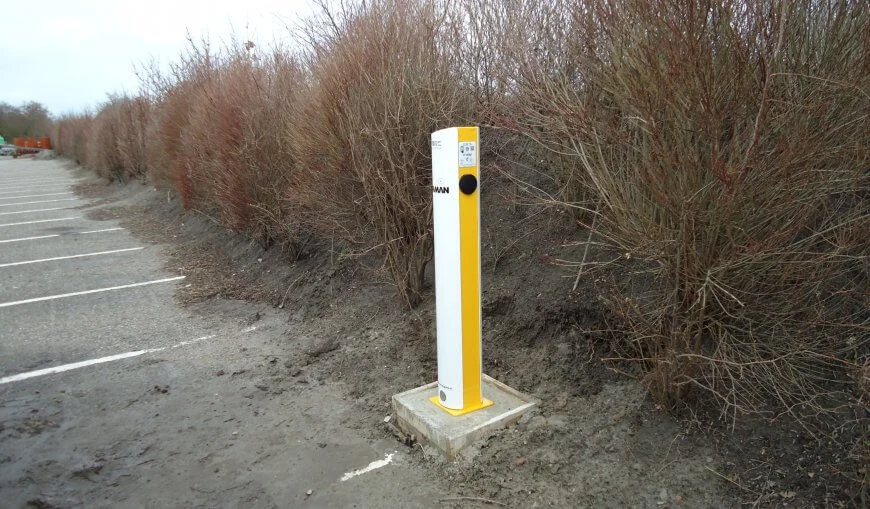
[0,101,52,138]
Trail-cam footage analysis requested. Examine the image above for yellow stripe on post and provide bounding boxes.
[429,126,492,416]
[457,127,484,411]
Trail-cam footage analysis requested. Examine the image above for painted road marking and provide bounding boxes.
[0,335,216,385]
[340,452,397,482]
[0,276,185,308]
[78,227,124,234]
[0,179,70,186]
[0,183,70,190]
[0,207,70,216]
[0,192,72,200]
[0,228,123,244]
[0,247,144,268]
[0,217,79,228]
[0,174,68,179]
[0,234,60,244]
[0,187,71,195]
[0,176,70,182]
[0,198,77,207]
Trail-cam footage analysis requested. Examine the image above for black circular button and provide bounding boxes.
[439,390,447,402]
[458,174,478,195]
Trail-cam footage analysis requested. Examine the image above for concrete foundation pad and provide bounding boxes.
[392,375,537,460]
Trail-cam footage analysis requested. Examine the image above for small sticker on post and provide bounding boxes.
[458,142,477,168]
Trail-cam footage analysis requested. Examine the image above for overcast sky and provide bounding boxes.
[0,0,314,116]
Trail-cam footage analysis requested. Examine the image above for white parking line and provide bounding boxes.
[0,234,60,244]
[340,452,397,482]
[0,185,71,194]
[0,185,70,190]
[0,207,69,216]
[0,176,70,182]
[0,198,77,207]
[0,227,124,244]
[0,182,71,190]
[0,247,144,268]
[0,334,216,384]
[0,176,66,180]
[0,276,185,308]
[79,227,124,234]
[0,192,72,200]
[0,217,79,228]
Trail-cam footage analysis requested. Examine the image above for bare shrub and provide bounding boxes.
[85,100,125,181]
[72,96,151,182]
[448,1,521,119]
[147,82,198,206]
[52,113,93,166]
[236,51,308,253]
[504,0,869,428]
[292,0,469,307]
[138,39,217,206]
[140,39,307,254]
[115,96,151,180]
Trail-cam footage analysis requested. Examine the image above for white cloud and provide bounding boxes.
[0,0,313,115]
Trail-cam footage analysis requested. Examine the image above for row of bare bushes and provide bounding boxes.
[498,0,868,431]
[53,97,151,181]
[293,1,469,305]
[53,0,868,476]
[144,43,306,253]
[486,0,868,492]
[55,1,466,306]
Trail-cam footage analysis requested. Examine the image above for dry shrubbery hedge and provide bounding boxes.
[158,46,306,252]
[62,97,152,182]
[495,0,868,433]
[53,0,868,468]
[52,113,91,166]
[54,1,465,298]
[292,1,468,306]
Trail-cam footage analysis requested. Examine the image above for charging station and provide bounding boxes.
[392,127,536,459]
[429,126,493,415]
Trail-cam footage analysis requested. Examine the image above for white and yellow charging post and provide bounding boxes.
[391,126,536,458]
[430,126,493,416]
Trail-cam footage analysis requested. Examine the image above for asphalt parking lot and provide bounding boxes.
[0,161,200,379]
[0,158,449,508]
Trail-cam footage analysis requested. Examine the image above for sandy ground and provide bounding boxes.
[2,157,861,507]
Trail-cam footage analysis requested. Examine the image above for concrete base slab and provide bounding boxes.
[392,375,537,460]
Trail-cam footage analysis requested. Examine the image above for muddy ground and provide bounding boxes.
[3,158,864,508]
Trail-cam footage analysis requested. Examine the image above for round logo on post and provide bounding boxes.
[439,390,447,402]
